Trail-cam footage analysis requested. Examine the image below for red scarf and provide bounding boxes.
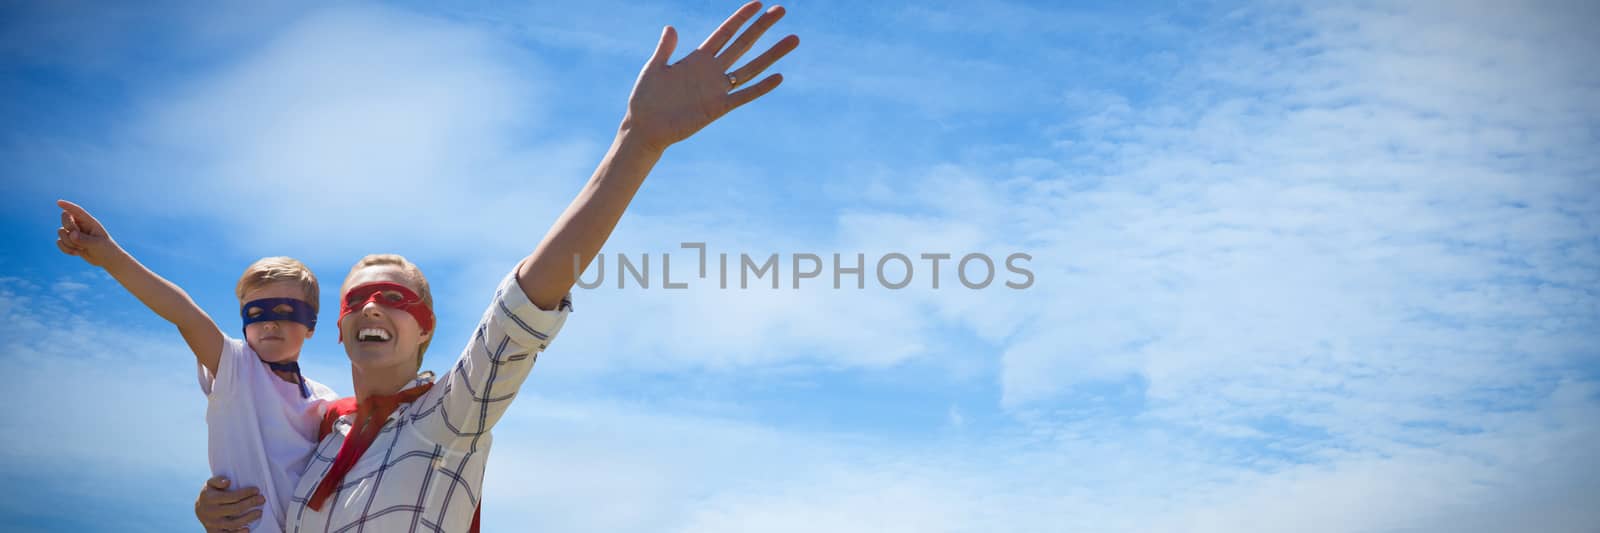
[308,381,483,530]
[307,382,434,510]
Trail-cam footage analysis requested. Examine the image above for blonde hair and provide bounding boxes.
[236,257,320,316]
[342,254,435,366]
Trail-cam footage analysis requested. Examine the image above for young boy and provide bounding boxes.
[55,200,337,532]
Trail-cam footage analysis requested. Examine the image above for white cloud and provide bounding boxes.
[474,381,1600,533]
[978,0,1600,411]
[0,278,210,485]
[48,279,89,302]
[109,3,585,260]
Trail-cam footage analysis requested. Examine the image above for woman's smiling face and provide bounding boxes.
[339,264,432,372]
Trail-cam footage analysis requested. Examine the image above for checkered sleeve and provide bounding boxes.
[412,268,572,447]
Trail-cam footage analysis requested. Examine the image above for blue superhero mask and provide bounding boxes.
[240,298,318,332]
[241,297,317,398]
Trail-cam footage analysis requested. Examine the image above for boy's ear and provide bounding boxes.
[418,329,432,344]
[304,327,315,340]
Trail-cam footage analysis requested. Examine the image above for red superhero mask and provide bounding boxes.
[339,281,435,336]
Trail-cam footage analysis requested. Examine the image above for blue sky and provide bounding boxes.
[3,0,1598,531]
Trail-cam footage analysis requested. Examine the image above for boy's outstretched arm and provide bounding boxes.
[56,200,226,374]
[515,1,798,310]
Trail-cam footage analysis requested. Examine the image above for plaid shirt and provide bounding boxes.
[287,270,572,532]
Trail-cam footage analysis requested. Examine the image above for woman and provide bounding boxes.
[194,2,798,530]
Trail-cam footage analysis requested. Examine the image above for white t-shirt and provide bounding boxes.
[197,337,337,533]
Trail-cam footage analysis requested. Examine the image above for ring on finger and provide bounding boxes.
[726,72,739,89]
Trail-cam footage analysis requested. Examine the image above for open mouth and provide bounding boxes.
[357,328,393,343]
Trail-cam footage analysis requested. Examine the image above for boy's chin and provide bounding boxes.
[253,345,301,363]
[259,353,300,364]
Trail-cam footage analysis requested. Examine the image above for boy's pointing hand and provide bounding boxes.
[55,200,121,268]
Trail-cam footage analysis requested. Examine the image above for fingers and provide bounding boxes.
[56,200,112,252]
[196,486,264,528]
[647,26,679,68]
[728,34,798,90]
[56,228,85,252]
[218,486,261,504]
[60,209,80,236]
[199,509,261,531]
[56,238,81,256]
[201,481,259,507]
[208,508,262,531]
[728,73,784,111]
[56,199,103,235]
[697,1,764,55]
[213,497,264,522]
[59,214,90,248]
[718,5,786,68]
[206,476,231,491]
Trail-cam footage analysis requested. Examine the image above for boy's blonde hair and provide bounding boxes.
[341,254,434,367]
[236,257,320,316]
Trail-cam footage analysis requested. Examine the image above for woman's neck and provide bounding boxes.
[350,361,416,400]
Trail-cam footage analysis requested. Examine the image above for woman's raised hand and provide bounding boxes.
[621,1,800,152]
